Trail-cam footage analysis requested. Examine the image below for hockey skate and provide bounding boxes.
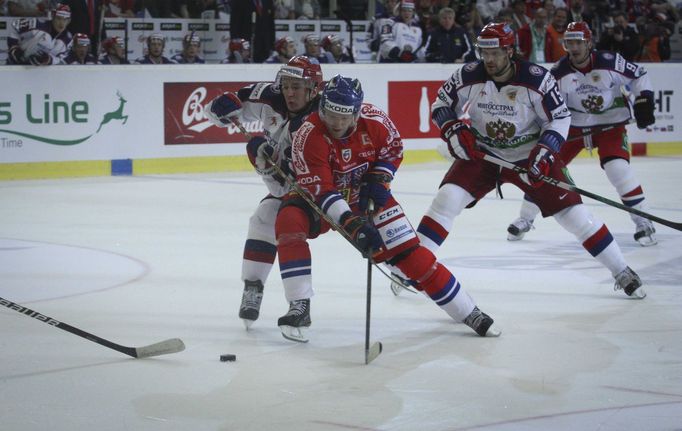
[389,273,411,296]
[634,220,657,247]
[463,307,501,337]
[277,299,311,343]
[507,217,534,241]
[239,280,264,329]
[614,267,646,299]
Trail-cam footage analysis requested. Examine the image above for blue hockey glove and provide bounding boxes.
[340,211,383,257]
[359,169,393,212]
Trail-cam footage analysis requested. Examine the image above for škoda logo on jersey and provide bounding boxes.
[0,91,129,147]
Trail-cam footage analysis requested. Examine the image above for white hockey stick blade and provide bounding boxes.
[279,325,309,343]
[365,341,383,364]
[134,338,186,358]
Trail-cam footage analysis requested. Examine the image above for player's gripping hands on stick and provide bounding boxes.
[340,212,384,257]
[441,120,478,160]
[359,170,393,211]
[527,144,555,187]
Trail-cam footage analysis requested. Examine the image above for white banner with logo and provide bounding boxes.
[0,63,679,165]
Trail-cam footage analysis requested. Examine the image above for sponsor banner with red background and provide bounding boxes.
[164,82,264,145]
[388,81,444,140]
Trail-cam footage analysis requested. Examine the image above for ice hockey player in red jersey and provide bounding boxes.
[417,23,646,299]
[507,21,658,247]
[274,74,501,342]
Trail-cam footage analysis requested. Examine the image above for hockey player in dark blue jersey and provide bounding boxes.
[171,32,205,64]
[134,33,174,64]
[415,22,645,299]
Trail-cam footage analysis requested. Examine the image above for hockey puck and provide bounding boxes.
[220,354,236,362]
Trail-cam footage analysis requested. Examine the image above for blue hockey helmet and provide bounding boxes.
[319,74,364,121]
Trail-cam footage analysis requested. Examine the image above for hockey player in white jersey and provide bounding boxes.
[203,56,324,328]
[417,22,645,299]
[379,0,422,63]
[507,21,658,247]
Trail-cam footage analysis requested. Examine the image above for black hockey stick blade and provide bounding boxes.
[482,154,682,232]
[0,296,185,359]
[365,341,383,365]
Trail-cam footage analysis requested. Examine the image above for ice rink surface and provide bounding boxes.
[1,156,681,431]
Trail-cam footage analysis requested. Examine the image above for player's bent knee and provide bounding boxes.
[394,246,438,283]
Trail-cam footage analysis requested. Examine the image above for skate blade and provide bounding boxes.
[389,281,403,296]
[242,318,255,330]
[636,237,658,247]
[485,324,502,337]
[279,325,309,343]
[628,287,647,299]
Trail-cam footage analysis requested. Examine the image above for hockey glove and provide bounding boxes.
[527,144,555,188]
[633,92,655,129]
[340,211,384,257]
[441,120,478,161]
[247,136,279,176]
[359,169,393,212]
[205,92,243,126]
[28,51,51,66]
[7,46,27,65]
[399,49,416,63]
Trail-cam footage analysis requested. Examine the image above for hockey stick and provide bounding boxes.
[0,296,185,359]
[481,153,682,231]
[365,201,382,364]
[228,117,416,291]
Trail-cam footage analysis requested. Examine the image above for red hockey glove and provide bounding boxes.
[441,120,478,160]
[205,92,243,126]
[399,49,415,63]
[527,144,555,188]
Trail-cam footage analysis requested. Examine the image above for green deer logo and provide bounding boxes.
[97,91,128,133]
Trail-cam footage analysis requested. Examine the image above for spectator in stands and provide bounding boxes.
[134,33,173,64]
[510,0,531,31]
[6,3,72,65]
[379,0,423,63]
[517,7,549,62]
[416,0,437,34]
[321,33,353,63]
[368,0,398,54]
[104,0,135,17]
[476,0,505,24]
[142,0,188,18]
[495,8,514,26]
[294,0,319,19]
[425,7,475,63]
[273,0,295,19]
[301,33,327,62]
[596,11,640,60]
[265,35,296,63]
[7,0,48,17]
[61,32,98,64]
[567,0,596,30]
[62,0,105,56]
[171,31,205,63]
[1,0,7,16]
[99,35,129,64]
[634,13,671,62]
[222,38,252,63]
[230,0,275,63]
[545,6,568,61]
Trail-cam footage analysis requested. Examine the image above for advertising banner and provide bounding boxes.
[163,81,260,145]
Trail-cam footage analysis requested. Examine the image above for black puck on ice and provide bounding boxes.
[220,354,236,362]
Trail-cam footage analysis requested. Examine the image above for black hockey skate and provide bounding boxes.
[463,307,501,337]
[239,280,264,329]
[277,299,311,343]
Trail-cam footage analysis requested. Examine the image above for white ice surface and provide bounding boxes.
[1,157,681,431]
